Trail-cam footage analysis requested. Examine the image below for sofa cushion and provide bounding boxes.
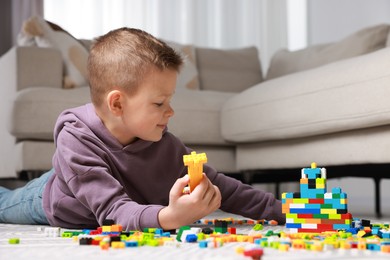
[20,16,89,89]
[221,47,390,143]
[266,24,390,80]
[167,42,200,91]
[196,46,263,92]
[169,89,235,145]
[10,87,234,146]
[236,125,390,171]
[9,87,91,140]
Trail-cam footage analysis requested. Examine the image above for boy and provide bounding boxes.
[0,28,285,231]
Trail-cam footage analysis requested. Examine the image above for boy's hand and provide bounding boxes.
[158,173,221,230]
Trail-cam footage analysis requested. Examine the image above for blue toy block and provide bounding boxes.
[162,232,171,237]
[346,228,359,234]
[333,224,351,230]
[382,232,390,239]
[303,168,321,179]
[154,228,163,236]
[367,243,381,251]
[185,234,198,243]
[199,240,208,248]
[305,203,321,209]
[125,241,139,247]
[332,187,342,193]
[304,189,326,199]
[300,183,308,190]
[286,223,302,229]
[290,208,321,214]
[325,199,346,209]
[82,229,92,234]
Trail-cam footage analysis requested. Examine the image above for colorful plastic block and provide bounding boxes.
[282,163,352,233]
[8,238,20,244]
[183,151,207,192]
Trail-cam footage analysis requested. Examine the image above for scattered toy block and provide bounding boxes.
[8,238,20,244]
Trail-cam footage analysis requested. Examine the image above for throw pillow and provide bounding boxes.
[21,16,89,89]
[196,46,263,92]
[166,41,200,90]
[266,24,390,80]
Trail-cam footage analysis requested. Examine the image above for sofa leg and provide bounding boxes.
[275,182,281,199]
[242,171,254,185]
[374,177,382,218]
[19,170,46,181]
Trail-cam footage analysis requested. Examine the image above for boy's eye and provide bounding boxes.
[155,103,163,107]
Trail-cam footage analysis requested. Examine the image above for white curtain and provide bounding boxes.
[12,0,43,43]
[44,0,289,71]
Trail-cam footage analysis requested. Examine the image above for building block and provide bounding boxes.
[176,226,191,242]
[183,151,207,192]
[215,220,228,233]
[60,215,390,255]
[282,163,353,233]
[8,238,20,244]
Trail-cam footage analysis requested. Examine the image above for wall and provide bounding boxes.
[307,0,390,45]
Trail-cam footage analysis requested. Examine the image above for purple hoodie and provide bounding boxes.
[42,103,284,230]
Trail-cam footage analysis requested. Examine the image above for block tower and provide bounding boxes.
[282,162,353,233]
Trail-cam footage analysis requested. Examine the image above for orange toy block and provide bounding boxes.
[183,151,207,192]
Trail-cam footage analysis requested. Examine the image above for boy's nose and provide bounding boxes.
[166,105,174,117]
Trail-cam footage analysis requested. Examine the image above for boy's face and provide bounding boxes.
[119,68,177,144]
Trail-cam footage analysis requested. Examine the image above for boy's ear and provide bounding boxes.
[106,90,124,116]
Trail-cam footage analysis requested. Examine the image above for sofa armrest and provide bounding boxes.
[0,46,63,178]
[0,46,63,91]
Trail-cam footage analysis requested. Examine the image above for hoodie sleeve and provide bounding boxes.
[204,165,286,224]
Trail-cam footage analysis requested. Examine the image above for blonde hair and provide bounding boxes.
[87,28,183,106]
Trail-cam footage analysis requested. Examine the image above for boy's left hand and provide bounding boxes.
[158,173,221,230]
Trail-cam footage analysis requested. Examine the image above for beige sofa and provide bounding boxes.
[1,23,390,216]
[0,37,267,175]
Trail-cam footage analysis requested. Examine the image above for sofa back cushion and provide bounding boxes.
[222,46,390,143]
[266,24,390,80]
[18,16,89,89]
[196,46,263,92]
[166,42,200,90]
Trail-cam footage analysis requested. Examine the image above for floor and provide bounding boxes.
[0,174,389,259]
[0,210,389,260]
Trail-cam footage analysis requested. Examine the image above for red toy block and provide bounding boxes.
[228,227,236,234]
[243,248,264,259]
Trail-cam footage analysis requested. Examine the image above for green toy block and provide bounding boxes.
[176,226,190,242]
[8,238,20,244]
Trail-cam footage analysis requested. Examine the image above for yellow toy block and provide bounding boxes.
[102,225,111,233]
[111,241,125,249]
[320,208,337,214]
[328,214,341,220]
[278,243,290,251]
[183,151,207,192]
